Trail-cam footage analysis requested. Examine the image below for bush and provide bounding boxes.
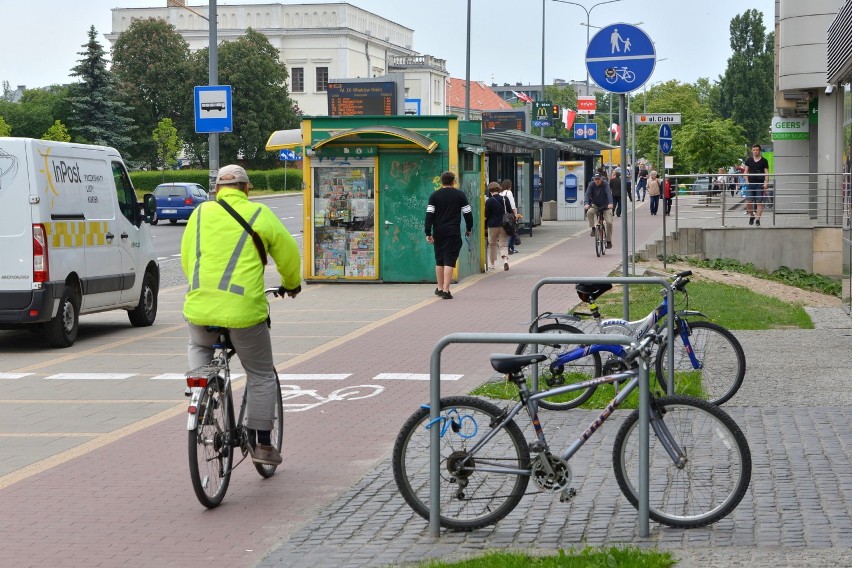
[131,168,303,194]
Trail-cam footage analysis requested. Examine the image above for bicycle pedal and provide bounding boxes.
[559,487,577,503]
[184,388,192,397]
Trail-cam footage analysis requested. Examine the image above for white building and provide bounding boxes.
[105,2,433,116]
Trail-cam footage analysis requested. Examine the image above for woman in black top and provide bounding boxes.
[484,181,511,271]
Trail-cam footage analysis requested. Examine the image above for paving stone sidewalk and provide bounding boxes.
[260,308,852,567]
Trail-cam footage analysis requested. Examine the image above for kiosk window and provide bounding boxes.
[312,165,375,277]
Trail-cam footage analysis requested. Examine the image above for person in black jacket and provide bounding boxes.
[484,181,511,271]
[425,171,473,299]
[584,172,614,248]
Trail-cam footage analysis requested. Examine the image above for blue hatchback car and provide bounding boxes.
[151,183,209,224]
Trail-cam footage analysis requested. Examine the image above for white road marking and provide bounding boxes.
[45,373,135,380]
[150,373,244,380]
[373,373,463,381]
[0,373,32,379]
[278,373,350,381]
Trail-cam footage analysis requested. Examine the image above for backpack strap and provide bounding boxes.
[217,199,268,266]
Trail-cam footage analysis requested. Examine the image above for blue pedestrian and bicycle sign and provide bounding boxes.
[659,123,672,154]
[585,23,655,94]
[194,85,233,134]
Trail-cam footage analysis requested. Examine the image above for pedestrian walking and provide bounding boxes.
[484,182,511,271]
[744,143,770,226]
[500,179,521,253]
[635,161,648,201]
[424,171,473,299]
[611,168,632,217]
[663,176,673,215]
[647,170,661,215]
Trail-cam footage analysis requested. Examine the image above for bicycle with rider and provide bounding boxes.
[180,164,302,467]
[584,171,614,249]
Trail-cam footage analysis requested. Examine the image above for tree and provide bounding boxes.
[187,29,300,168]
[0,115,11,137]
[42,120,72,142]
[152,118,181,171]
[0,86,72,139]
[717,9,774,145]
[68,26,134,151]
[111,18,191,167]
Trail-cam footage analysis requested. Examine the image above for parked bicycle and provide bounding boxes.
[392,330,752,530]
[515,271,745,410]
[185,287,288,508]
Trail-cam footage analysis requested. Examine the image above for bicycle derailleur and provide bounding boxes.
[530,452,576,503]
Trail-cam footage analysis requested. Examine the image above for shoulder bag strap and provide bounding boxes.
[217,199,268,266]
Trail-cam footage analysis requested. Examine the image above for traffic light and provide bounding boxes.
[551,104,560,120]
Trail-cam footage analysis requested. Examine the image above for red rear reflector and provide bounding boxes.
[29,310,39,317]
[188,405,197,414]
[186,377,209,388]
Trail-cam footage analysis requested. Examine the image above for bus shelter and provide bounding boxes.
[267,115,485,283]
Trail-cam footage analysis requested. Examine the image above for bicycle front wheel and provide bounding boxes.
[595,225,604,257]
[188,379,233,508]
[612,395,751,528]
[655,320,746,405]
[392,396,530,530]
[515,323,601,410]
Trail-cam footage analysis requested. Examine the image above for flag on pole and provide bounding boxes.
[562,108,577,130]
[610,123,621,142]
[512,90,534,104]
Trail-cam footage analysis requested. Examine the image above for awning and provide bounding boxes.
[265,128,302,150]
[482,129,612,156]
[312,125,439,153]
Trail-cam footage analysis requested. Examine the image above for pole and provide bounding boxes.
[208,0,219,190]
[630,99,636,276]
[540,0,546,137]
[619,94,628,320]
[464,0,471,121]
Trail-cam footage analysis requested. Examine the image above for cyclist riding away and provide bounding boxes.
[584,172,614,249]
[181,164,302,466]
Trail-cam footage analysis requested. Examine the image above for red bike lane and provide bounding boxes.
[0,210,667,567]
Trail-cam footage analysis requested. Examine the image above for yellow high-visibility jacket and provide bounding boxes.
[181,187,301,328]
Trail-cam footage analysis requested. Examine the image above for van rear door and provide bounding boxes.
[0,139,34,308]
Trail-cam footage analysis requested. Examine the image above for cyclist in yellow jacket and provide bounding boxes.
[181,164,301,466]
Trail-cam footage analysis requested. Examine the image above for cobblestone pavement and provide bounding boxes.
[260,308,852,567]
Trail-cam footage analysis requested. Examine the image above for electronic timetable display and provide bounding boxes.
[327,82,396,116]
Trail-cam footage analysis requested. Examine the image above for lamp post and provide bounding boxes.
[552,0,623,96]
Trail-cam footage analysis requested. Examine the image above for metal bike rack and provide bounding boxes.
[428,331,652,538]
[528,276,675,396]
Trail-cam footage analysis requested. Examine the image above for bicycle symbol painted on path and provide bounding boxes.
[280,384,384,412]
[605,66,636,84]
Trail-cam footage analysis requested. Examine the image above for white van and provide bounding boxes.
[0,138,159,347]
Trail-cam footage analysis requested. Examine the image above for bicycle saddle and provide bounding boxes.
[576,283,613,303]
[489,353,548,375]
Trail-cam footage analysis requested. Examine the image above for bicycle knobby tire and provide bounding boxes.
[392,396,530,530]
[611,395,752,528]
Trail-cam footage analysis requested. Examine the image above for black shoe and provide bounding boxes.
[441,291,453,300]
[748,216,755,225]
[755,219,760,226]
[606,241,613,249]
[435,288,441,296]
[590,229,595,237]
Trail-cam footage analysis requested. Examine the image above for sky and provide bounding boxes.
[0,0,775,92]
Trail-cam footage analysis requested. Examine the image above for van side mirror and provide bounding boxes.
[143,193,157,224]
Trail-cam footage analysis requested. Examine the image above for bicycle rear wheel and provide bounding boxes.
[515,323,601,410]
[239,372,285,478]
[612,395,751,528]
[655,320,746,405]
[188,379,233,508]
[392,396,530,530]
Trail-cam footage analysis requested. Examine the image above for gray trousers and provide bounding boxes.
[187,321,277,431]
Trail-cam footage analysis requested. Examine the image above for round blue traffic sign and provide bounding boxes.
[585,23,655,94]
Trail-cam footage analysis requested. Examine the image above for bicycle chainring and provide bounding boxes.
[531,453,572,491]
[602,358,628,375]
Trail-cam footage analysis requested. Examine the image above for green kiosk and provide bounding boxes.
[267,116,485,283]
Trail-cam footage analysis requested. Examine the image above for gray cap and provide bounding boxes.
[593,172,602,179]
[215,164,251,187]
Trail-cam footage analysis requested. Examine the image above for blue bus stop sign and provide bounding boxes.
[659,123,673,154]
[585,23,655,94]
[194,85,233,133]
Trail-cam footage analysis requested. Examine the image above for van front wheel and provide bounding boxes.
[128,272,158,327]
[45,286,79,348]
